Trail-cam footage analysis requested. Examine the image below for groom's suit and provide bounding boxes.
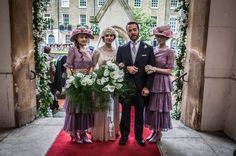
[116,41,155,139]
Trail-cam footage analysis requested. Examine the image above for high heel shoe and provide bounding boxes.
[146,131,156,141]
[149,131,162,143]
[70,133,83,144]
[80,132,92,143]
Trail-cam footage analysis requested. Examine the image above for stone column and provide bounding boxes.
[180,0,211,130]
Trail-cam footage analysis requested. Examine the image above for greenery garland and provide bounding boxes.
[33,0,53,117]
[172,0,190,120]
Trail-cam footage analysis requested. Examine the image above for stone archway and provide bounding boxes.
[111,25,129,42]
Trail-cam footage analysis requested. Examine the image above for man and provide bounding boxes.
[116,21,155,146]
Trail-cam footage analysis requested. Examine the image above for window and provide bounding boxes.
[80,14,86,26]
[44,14,53,30]
[151,16,158,27]
[66,34,71,43]
[134,0,141,8]
[169,16,177,33]
[63,14,69,25]
[170,0,177,9]
[151,0,158,8]
[48,34,55,44]
[61,0,69,7]
[98,0,105,7]
[170,39,177,49]
[79,0,87,8]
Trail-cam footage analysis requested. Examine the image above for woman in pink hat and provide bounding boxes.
[63,26,94,144]
[144,25,175,143]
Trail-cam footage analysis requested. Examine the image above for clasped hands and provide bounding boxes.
[145,65,157,74]
[127,66,139,74]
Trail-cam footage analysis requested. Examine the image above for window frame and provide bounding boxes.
[151,0,159,9]
[170,0,178,9]
[65,34,71,43]
[61,0,70,8]
[169,15,177,33]
[98,0,105,7]
[62,14,70,25]
[134,0,142,8]
[79,0,87,8]
[80,14,87,26]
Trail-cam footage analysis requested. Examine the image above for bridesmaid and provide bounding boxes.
[63,27,94,144]
[92,27,120,142]
[144,25,175,143]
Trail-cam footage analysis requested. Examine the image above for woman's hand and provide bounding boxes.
[145,65,157,74]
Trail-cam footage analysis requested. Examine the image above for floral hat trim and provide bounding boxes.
[152,24,173,38]
[70,27,94,41]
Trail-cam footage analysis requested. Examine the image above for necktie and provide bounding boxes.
[131,42,137,63]
[132,42,136,54]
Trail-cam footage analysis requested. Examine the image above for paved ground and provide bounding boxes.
[0,110,235,156]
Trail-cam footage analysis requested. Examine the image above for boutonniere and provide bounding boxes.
[144,45,148,49]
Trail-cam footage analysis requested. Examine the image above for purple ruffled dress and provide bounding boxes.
[144,47,175,131]
[63,47,94,132]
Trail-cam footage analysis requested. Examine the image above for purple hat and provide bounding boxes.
[70,27,94,41]
[152,25,173,38]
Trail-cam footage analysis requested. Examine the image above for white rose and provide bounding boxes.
[76,73,84,78]
[110,71,119,80]
[97,79,102,85]
[107,85,115,92]
[102,86,109,92]
[103,69,110,77]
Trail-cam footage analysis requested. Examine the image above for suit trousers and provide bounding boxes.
[120,92,144,139]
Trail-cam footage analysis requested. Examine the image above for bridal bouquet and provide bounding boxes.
[65,72,97,113]
[93,61,135,111]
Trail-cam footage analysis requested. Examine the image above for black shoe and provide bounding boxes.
[135,137,145,146]
[119,136,128,145]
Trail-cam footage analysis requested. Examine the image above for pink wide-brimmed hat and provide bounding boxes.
[70,27,94,41]
[152,25,173,38]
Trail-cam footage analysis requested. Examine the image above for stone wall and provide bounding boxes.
[201,0,236,140]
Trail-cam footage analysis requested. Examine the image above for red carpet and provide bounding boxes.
[46,106,161,156]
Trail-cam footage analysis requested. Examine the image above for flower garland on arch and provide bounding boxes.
[33,0,53,117]
[172,0,190,120]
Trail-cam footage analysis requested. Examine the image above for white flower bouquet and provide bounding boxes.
[93,61,135,111]
[65,72,97,113]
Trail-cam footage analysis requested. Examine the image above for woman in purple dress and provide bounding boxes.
[144,25,175,143]
[63,27,94,144]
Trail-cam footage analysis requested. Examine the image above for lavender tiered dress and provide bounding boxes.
[144,48,175,131]
[63,47,94,132]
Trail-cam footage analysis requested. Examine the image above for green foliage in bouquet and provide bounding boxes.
[93,61,136,111]
[66,72,96,114]
[65,61,136,113]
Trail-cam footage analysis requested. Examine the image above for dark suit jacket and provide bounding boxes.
[116,41,155,92]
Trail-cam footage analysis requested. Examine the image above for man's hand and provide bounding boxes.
[142,87,149,97]
[127,66,138,74]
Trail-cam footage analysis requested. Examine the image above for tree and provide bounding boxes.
[133,9,156,41]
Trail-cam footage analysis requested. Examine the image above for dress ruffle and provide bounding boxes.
[147,93,172,111]
[63,97,94,131]
[144,108,172,131]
